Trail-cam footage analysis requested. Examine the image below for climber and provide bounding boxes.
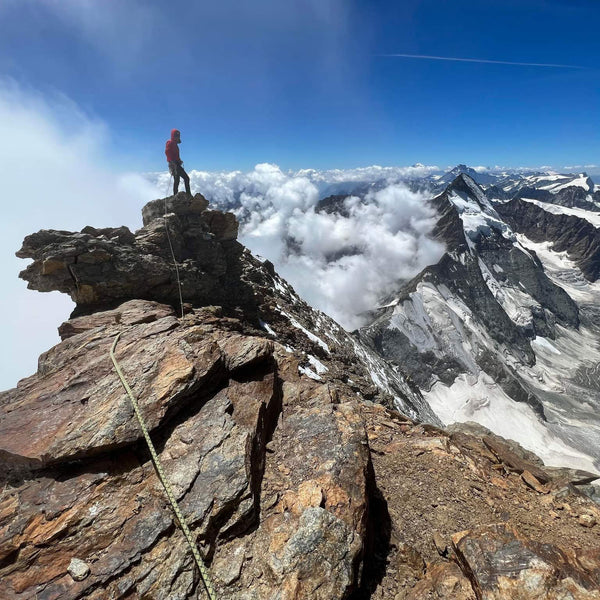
[165,129,191,196]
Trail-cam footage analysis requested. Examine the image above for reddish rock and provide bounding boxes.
[0,302,371,600]
[0,305,226,470]
[58,299,175,340]
[405,562,476,600]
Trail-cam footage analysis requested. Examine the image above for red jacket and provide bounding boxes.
[165,129,181,163]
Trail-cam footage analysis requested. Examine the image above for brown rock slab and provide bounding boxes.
[226,390,370,599]
[521,469,549,493]
[0,309,227,470]
[0,343,282,599]
[483,436,550,483]
[58,299,175,340]
[217,333,274,372]
[0,302,281,472]
[452,523,600,599]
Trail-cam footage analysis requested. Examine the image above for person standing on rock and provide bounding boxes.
[165,129,192,196]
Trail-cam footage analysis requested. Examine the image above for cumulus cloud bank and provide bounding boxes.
[151,163,445,330]
[0,79,156,391]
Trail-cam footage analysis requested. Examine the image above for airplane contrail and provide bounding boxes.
[377,53,585,69]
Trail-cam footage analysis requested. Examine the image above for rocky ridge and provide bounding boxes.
[16,192,434,425]
[1,193,600,599]
[496,197,600,281]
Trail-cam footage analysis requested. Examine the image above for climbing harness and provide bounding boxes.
[163,174,185,319]
[110,333,218,600]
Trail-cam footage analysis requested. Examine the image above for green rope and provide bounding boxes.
[110,333,218,600]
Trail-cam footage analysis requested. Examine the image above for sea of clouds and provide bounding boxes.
[148,163,445,330]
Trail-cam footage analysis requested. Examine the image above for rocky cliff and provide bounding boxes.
[2,193,600,599]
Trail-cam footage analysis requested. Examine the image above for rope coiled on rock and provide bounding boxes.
[110,332,217,600]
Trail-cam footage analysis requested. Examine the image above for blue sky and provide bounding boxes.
[0,0,598,172]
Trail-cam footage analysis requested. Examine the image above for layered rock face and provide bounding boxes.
[496,197,600,282]
[0,299,369,599]
[17,194,248,315]
[2,194,600,599]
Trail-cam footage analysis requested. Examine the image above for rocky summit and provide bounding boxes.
[2,193,600,599]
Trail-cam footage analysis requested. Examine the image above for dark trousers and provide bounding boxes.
[173,164,191,195]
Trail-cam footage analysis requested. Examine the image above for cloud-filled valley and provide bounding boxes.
[150,163,446,329]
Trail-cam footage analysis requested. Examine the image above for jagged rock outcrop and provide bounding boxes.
[2,193,600,599]
[17,193,251,315]
[0,300,369,599]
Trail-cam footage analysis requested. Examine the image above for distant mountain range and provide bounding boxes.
[356,171,600,475]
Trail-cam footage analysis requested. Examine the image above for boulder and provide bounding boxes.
[141,192,210,226]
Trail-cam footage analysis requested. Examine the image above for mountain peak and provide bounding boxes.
[441,164,498,186]
[445,172,497,214]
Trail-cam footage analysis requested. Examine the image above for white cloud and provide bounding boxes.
[0,79,156,391]
[297,163,441,185]
[150,164,445,331]
[268,184,444,329]
[563,164,598,171]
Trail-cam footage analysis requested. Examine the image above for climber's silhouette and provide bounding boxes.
[165,129,191,196]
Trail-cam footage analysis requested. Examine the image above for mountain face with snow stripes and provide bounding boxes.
[359,172,600,474]
[147,164,600,475]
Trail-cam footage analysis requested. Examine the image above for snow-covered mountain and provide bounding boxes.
[496,172,597,195]
[358,173,600,473]
[144,163,600,473]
